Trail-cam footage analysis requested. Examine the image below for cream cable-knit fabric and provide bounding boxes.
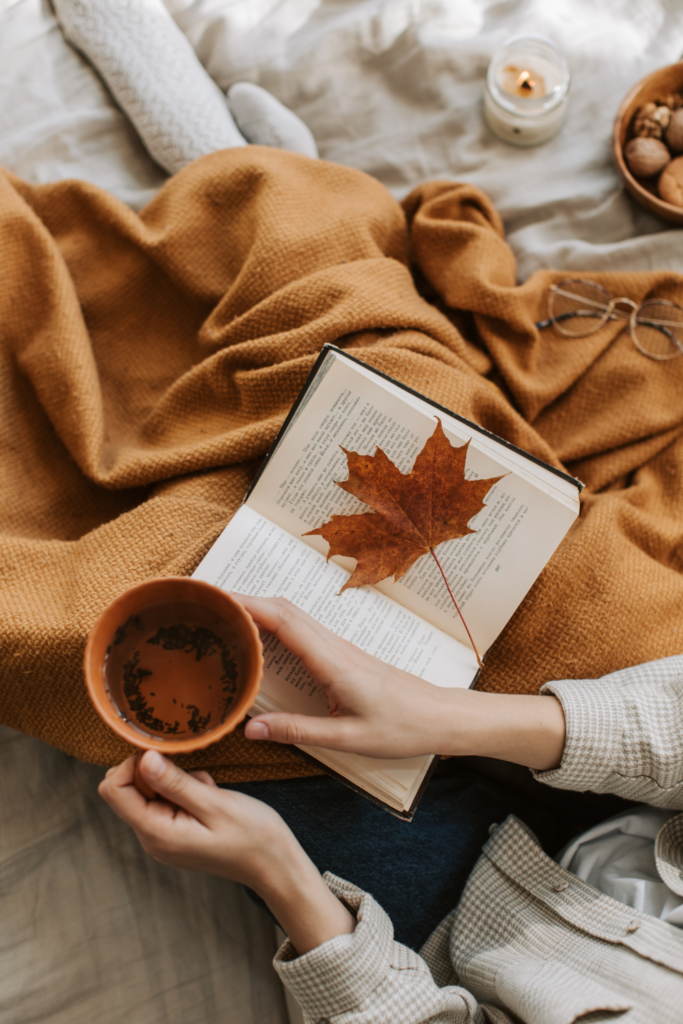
[275,657,683,1023]
[228,83,318,160]
[52,1,318,174]
[52,0,246,174]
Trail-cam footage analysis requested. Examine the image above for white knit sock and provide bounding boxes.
[228,83,318,159]
[53,0,246,175]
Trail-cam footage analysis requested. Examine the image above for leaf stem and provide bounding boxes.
[429,548,483,669]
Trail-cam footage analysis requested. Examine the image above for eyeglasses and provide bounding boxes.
[535,279,683,361]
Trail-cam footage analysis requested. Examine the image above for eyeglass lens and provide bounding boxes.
[549,281,612,337]
[634,301,683,360]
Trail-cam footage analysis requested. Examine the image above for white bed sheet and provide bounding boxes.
[3,0,683,272]
[0,0,166,207]
[2,2,683,1023]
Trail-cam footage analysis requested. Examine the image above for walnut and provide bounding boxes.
[632,103,672,137]
[624,136,671,177]
[657,92,683,111]
[633,102,664,138]
[666,108,683,153]
[652,105,671,130]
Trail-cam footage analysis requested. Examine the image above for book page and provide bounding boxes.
[193,504,476,811]
[247,352,577,654]
[192,504,478,703]
[346,356,580,508]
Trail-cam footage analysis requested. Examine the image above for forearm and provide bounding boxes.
[256,840,356,955]
[256,691,564,955]
[426,688,566,770]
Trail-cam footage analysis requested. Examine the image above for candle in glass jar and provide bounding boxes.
[484,35,570,147]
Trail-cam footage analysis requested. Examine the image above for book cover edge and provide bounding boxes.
[291,744,440,821]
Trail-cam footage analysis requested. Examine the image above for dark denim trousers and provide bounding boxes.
[224,756,633,950]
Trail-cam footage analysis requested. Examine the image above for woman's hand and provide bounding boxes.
[97,595,566,955]
[100,751,294,888]
[237,594,566,771]
[238,593,457,758]
[99,751,355,954]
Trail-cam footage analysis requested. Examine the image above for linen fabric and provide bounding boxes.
[275,657,683,1023]
[2,148,683,780]
[6,0,683,280]
[0,724,289,1024]
[557,805,683,926]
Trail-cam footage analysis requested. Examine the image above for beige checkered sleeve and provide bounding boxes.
[273,656,683,1023]
[534,654,683,808]
[273,873,490,1024]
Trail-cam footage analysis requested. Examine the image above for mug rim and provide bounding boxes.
[83,576,263,754]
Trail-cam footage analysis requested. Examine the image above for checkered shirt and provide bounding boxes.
[274,656,683,1022]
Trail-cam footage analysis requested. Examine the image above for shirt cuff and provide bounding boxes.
[273,873,394,1020]
[531,677,623,792]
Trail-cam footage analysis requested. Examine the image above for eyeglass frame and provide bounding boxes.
[535,278,683,361]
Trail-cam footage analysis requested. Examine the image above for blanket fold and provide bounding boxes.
[2,148,682,780]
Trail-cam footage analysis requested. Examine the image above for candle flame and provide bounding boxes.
[501,64,546,99]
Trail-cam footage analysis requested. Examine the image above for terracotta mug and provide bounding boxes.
[84,576,263,797]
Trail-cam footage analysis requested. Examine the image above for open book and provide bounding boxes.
[193,346,582,818]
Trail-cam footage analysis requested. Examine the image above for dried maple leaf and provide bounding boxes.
[304,418,505,666]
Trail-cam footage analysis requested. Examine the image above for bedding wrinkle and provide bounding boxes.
[1,146,683,782]
[0,724,288,1024]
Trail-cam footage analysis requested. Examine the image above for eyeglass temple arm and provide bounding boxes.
[536,311,677,338]
[535,310,607,330]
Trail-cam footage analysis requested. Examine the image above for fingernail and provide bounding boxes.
[144,751,165,778]
[247,721,270,740]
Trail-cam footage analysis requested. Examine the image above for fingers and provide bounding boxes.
[245,712,359,751]
[104,760,216,790]
[233,594,351,678]
[189,770,217,787]
[135,751,217,823]
[104,754,137,785]
[235,593,331,644]
[99,754,149,824]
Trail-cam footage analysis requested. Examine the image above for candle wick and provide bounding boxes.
[517,70,535,91]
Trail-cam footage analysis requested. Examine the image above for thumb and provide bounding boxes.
[138,751,215,821]
[245,713,358,751]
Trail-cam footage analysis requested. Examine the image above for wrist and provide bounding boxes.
[421,686,481,756]
[254,835,356,956]
[426,688,566,770]
[244,823,308,897]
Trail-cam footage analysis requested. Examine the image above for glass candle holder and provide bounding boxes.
[484,35,570,147]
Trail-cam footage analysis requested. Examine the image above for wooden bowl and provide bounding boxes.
[613,62,683,225]
[84,576,263,756]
